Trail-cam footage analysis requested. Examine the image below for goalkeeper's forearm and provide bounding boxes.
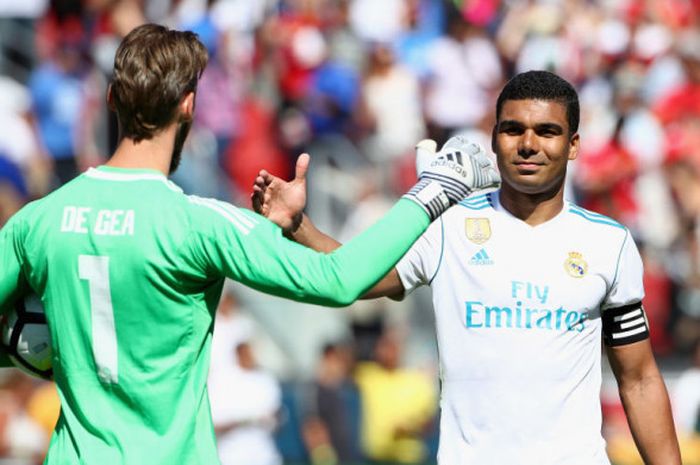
[290,214,405,300]
[235,199,427,307]
[293,198,426,305]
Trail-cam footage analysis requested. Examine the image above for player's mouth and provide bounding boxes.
[514,161,543,173]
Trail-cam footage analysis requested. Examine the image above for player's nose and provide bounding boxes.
[517,130,538,157]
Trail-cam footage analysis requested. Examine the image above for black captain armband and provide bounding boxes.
[602,302,650,347]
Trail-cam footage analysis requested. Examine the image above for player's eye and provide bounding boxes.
[536,125,563,137]
[501,126,523,135]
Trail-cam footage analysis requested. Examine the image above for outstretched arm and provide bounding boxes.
[251,155,405,298]
[249,137,499,302]
[606,340,681,465]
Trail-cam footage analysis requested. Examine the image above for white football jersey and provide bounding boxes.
[396,192,644,465]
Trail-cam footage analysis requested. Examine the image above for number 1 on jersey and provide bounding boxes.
[79,255,119,384]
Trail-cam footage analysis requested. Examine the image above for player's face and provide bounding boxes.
[492,99,579,196]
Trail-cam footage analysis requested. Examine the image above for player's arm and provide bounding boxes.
[602,230,680,465]
[0,212,28,316]
[250,139,485,299]
[193,138,497,306]
[606,338,680,465]
[187,197,426,307]
[0,212,30,368]
[252,162,408,299]
[286,212,405,299]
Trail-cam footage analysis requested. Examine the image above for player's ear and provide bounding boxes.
[568,133,580,161]
[179,92,195,122]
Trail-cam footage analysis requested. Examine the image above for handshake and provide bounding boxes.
[404,136,501,220]
[252,136,501,230]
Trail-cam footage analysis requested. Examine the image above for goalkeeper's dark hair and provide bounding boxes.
[496,70,580,135]
[110,24,208,142]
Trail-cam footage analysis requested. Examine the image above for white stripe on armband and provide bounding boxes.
[613,309,642,322]
[612,325,648,340]
[619,316,646,330]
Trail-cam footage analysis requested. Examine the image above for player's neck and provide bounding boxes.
[498,185,565,227]
[106,125,177,176]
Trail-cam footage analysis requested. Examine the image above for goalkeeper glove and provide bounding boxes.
[403,136,501,220]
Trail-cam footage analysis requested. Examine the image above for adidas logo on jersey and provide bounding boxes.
[469,248,494,265]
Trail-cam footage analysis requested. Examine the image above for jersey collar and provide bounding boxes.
[84,166,183,193]
[86,166,167,180]
[492,192,569,230]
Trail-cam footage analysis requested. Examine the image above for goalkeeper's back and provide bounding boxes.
[15,167,234,464]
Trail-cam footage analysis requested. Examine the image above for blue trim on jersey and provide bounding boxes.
[458,193,494,211]
[569,204,613,220]
[568,205,625,230]
[428,216,445,285]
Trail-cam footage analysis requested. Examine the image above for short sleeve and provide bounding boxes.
[603,229,644,310]
[396,216,444,295]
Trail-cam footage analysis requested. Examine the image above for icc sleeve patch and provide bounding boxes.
[602,301,650,347]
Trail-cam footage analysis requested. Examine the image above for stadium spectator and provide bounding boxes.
[0,372,48,464]
[0,155,28,226]
[209,340,282,465]
[0,22,491,465]
[664,158,700,350]
[25,380,60,445]
[354,328,436,464]
[209,283,257,378]
[671,339,700,464]
[0,76,51,200]
[253,70,682,464]
[28,17,95,186]
[305,341,361,464]
[654,28,700,172]
[423,5,502,145]
[358,42,426,175]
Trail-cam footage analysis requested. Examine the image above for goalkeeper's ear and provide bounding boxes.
[415,139,437,177]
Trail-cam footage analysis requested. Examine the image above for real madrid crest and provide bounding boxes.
[564,252,588,278]
[465,218,491,244]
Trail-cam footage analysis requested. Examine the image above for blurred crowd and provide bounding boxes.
[2,0,700,463]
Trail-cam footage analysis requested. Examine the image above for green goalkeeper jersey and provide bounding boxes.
[0,166,430,465]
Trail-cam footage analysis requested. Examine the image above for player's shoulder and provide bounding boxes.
[565,202,631,250]
[184,195,262,236]
[5,195,50,228]
[565,202,627,234]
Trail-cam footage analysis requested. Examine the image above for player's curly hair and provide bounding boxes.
[496,70,580,135]
[110,24,208,142]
